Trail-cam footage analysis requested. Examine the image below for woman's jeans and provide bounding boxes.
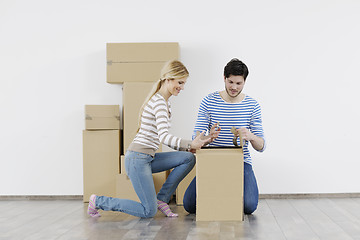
[95,150,195,218]
[183,162,259,215]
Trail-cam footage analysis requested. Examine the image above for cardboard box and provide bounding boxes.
[85,105,120,130]
[83,130,120,202]
[120,154,168,194]
[107,42,179,62]
[107,62,168,83]
[122,82,162,153]
[153,171,168,194]
[106,42,179,83]
[120,155,125,174]
[196,148,244,221]
[176,166,196,205]
[116,174,139,201]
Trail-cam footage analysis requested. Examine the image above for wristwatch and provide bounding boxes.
[187,143,192,151]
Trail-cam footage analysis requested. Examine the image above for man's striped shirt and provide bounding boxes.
[193,91,266,165]
[128,93,191,156]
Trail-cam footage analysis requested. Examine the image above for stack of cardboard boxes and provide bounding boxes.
[82,42,179,202]
[83,105,121,202]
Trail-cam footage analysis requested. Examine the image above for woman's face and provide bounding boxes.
[167,77,187,96]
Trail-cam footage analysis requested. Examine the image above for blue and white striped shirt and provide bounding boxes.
[192,91,266,165]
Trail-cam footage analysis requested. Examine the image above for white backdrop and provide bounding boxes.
[1,0,359,195]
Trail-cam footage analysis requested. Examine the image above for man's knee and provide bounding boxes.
[244,198,258,214]
[183,198,196,214]
[183,177,196,214]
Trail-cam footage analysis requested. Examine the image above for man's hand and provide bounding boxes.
[235,127,264,151]
[236,127,255,141]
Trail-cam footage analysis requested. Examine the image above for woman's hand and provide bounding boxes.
[190,123,221,152]
[190,131,208,150]
[198,122,221,145]
[192,123,221,148]
[207,122,221,143]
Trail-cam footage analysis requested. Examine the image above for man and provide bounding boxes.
[183,58,266,214]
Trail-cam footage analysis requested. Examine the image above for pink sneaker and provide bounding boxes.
[87,194,101,217]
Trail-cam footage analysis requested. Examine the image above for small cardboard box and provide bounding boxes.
[196,148,244,221]
[120,155,168,194]
[153,171,169,194]
[120,155,125,174]
[122,82,162,153]
[85,105,120,130]
[106,42,179,83]
[116,174,139,201]
[176,166,196,205]
[83,130,120,202]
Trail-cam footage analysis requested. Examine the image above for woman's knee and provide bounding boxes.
[185,152,196,166]
[143,202,158,218]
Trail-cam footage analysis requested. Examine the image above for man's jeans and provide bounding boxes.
[95,150,195,218]
[183,162,259,214]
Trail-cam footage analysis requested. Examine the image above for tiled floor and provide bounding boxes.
[1,198,360,239]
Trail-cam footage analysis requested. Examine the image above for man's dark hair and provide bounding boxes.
[224,58,249,80]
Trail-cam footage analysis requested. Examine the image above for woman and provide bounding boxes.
[87,60,213,218]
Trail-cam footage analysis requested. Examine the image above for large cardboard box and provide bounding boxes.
[196,148,244,221]
[107,42,179,83]
[120,155,168,194]
[122,82,162,153]
[85,105,120,130]
[83,130,120,202]
[107,62,167,83]
[107,42,179,62]
[176,166,196,205]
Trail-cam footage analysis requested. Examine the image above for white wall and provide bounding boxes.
[1,0,359,195]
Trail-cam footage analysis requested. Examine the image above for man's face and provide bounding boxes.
[224,75,245,98]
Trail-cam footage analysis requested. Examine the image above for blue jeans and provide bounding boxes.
[183,162,259,215]
[95,150,195,218]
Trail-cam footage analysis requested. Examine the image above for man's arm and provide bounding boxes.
[248,101,266,152]
[192,97,211,140]
[191,96,221,148]
[237,128,264,151]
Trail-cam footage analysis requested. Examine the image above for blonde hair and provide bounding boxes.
[137,60,189,132]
